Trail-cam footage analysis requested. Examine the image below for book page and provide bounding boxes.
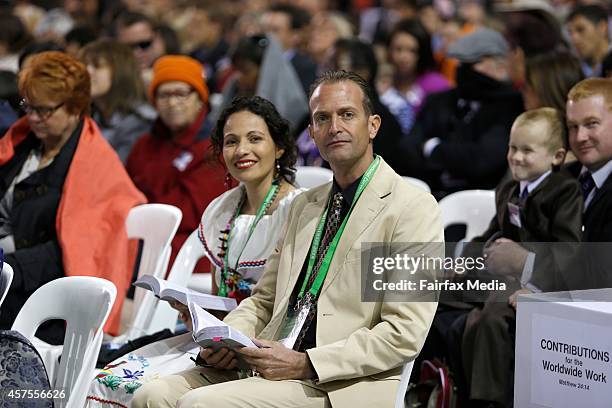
[134,275,237,312]
[188,298,257,348]
[186,290,237,312]
[188,298,225,333]
[159,281,237,311]
[133,274,163,295]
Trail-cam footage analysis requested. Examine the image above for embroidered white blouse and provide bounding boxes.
[199,185,305,288]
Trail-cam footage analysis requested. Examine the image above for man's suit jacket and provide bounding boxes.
[565,161,612,289]
[224,158,443,407]
[582,171,612,243]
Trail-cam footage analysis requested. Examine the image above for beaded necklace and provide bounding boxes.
[217,180,281,299]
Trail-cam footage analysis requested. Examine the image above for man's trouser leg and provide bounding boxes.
[131,366,238,408]
[132,366,330,408]
[468,292,517,406]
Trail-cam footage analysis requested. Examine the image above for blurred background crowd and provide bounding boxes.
[0,0,610,192]
[1,0,612,406]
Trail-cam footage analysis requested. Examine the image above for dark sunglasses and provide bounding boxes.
[128,39,154,50]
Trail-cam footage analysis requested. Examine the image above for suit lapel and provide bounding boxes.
[585,173,612,219]
[261,187,329,339]
[284,190,328,298]
[318,161,392,296]
[499,182,518,231]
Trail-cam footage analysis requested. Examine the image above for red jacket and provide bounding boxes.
[126,110,226,273]
[0,116,146,334]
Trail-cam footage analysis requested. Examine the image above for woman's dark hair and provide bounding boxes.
[18,41,65,69]
[65,25,98,48]
[212,96,297,184]
[156,24,181,55]
[333,38,378,89]
[525,50,584,113]
[0,12,33,54]
[388,18,436,74]
[230,34,269,67]
[504,12,562,57]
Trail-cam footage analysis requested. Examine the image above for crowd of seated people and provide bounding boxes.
[0,1,611,407]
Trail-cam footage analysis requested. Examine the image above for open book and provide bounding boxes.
[188,299,257,352]
[134,275,237,312]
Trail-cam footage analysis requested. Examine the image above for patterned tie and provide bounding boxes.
[293,192,344,350]
[579,171,596,200]
[314,193,344,272]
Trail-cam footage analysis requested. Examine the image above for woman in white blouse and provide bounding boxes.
[200,95,304,302]
[87,96,305,407]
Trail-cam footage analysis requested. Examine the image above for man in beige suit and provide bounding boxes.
[132,71,443,407]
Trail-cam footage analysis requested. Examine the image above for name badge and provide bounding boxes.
[507,202,522,228]
[278,302,312,349]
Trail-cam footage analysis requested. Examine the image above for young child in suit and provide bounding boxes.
[460,107,583,407]
[473,107,583,292]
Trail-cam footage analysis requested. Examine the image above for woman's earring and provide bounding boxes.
[275,160,281,179]
[224,172,233,189]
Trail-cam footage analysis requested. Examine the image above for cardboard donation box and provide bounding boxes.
[515,289,612,408]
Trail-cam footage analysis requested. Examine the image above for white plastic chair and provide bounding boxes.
[116,204,182,341]
[0,262,13,309]
[295,166,333,189]
[11,276,116,408]
[402,176,431,193]
[438,190,496,241]
[146,229,209,334]
[395,360,415,408]
[188,273,213,296]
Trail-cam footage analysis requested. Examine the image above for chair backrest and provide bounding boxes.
[0,262,13,309]
[11,276,116,408]
[396,360,415,408]
[124,204,182,340]
[402,176,431,193]
[295,166,333,189]
[438,190,496,241]
[126,203,183,281]
[146,229,207,334]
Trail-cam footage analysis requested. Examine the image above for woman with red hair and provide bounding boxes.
[0,51,145,343]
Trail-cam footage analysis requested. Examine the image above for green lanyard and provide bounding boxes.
[219,182,279,297]
[297,156,380,302]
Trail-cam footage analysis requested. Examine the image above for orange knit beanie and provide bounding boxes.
[148,55,209,104]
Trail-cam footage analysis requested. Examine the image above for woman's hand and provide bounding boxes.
[168,301,192,331]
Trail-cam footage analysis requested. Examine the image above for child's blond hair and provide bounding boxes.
[512,107,567,150]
